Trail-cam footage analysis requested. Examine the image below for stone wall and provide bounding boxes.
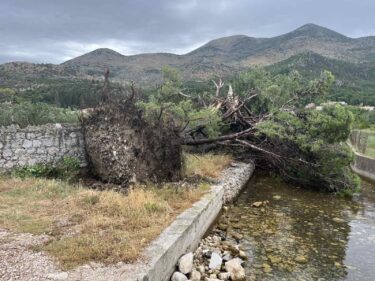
[0,124,87,170]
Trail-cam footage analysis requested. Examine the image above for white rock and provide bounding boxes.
[54,123,62,129]
[225,258,246,281]
[171,272,188,281]
[178,252,194,274]
[190,270,201,281]
[218,272,231,280]
[46,272,68,280]
[209,252,222,269]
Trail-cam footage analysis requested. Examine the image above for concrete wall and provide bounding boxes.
[350,130,369,154]
[130,161,255,281]
[0,124,87,170]
[351,151,375,182]
[349,130,375,181]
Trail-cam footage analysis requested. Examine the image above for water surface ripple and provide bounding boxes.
[215,174,375,280]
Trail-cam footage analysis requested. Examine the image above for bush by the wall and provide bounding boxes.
[13,157,81,181]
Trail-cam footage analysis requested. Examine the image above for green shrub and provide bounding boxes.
[13,157,80,181]
[0,102,79,127]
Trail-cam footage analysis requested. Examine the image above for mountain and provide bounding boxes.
[268,52,375,104]
[1,23,375,86]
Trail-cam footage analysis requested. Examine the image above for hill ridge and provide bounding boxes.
[1,23,374,85]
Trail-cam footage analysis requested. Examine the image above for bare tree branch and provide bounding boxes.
[212,79,224,97]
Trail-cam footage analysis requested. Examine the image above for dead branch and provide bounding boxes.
[184,127,255,145]
[212,79,224,97]
[178,91,192,98]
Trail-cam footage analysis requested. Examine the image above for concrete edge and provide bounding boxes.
[351,163,375,182]
[131,161,255,281]
[351,150,375,182]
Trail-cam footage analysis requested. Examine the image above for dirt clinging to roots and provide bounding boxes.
[82,100,182,186]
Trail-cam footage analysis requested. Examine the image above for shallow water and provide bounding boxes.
[217,174,375,280]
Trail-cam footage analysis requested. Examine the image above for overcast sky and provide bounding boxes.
[1,0,374,64]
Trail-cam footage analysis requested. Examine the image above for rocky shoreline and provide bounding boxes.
[171,208,253,281]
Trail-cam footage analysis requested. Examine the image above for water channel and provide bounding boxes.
[215,173,375,280]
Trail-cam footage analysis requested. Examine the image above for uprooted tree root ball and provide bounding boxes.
[82,99,182,186]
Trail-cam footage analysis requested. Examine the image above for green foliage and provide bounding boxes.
[0,87,16,102]
[268,52,375,106]
[137,67,223,137]
[347,106,375,129]
[0,102,79,127]
[13,164,52,179]
[258,105,353,150]
[13,78,102,108]
[0,76,127,109]
[257,105,359,191]
[13,157,80,181]
[152,66,183,103]
[232,68,335,115]
[232,68,359,192]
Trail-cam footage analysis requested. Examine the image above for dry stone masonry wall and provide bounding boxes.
[0,124,87,170]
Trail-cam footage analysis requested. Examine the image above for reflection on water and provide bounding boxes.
[217,174,375,280]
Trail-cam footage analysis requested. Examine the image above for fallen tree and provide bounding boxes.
[83,67,359,193]
[139,67,359,192]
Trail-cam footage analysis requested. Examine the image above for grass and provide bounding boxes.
[183,153,233,178]
[353,128,375,158]
[0,152,232,269]
[353,129,375,158]
[363,134,375,158]
[0,177,207,269]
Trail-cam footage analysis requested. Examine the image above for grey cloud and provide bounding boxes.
[0,0,374,63]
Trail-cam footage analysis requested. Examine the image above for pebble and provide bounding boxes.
[295,255,308,264]
[209,252,223,269]
[252,201,263,207]
[191,270,201,281]
[178,252,193,274]
[46,272,68,280]
[225,258,246,281]
[218,272,231,280]
[333,217,345,223]
[171,272,188,281]
[262,263,272,273]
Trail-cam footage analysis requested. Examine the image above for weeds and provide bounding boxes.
[183,153,233,178]
[0,177,207,269]
[12,157,80,181]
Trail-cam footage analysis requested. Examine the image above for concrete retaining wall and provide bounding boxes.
[350,130,368,154]
[349,130,375,181]
[131,161,255,281]
[351,151,375,182]
[0,124,87,170]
